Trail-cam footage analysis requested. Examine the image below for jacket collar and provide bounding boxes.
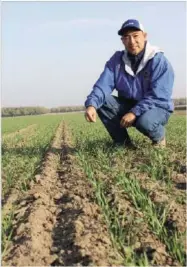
[122,42,163,77]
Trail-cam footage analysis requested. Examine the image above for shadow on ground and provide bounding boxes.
[51,194,92,266]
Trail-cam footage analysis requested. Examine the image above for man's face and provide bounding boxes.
[121,29,147,55]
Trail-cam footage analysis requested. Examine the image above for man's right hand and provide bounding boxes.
[85,106,97,122]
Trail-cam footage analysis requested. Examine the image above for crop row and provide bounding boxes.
[63,113,186,266]
[2,115,63,254]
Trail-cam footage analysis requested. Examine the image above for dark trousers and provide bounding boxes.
[97,95,171,143]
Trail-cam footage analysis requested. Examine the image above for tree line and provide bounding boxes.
[174,98,186,106]
[1,98,186,117]
[1,106,85,117]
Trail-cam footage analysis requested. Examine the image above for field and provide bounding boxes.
[2,112,186,266]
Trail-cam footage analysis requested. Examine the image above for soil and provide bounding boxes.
[2,122,185,266]
[2,122,121,266]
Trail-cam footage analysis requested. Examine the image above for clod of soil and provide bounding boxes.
[2,122,121,266]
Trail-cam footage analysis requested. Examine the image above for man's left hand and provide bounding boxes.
[120,112,136,128]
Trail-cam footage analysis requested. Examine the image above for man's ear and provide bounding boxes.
[143,32,147,40]
[121,36,125,44]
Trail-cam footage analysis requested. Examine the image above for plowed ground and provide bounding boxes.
[2,118,186,266]
[2,122,120,266]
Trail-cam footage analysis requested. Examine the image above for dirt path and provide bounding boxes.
[2,122,120,266]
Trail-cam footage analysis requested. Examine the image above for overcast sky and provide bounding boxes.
[2,1,186,108]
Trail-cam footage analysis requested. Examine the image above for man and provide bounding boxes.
[84,19,174,148]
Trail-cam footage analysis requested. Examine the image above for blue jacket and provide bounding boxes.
[85,42,174,116]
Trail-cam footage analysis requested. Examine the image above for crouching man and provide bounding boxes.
[85,19,174,148]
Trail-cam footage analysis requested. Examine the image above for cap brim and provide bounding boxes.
[118,26,141,36]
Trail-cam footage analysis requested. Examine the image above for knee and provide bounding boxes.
[136,116,158,133]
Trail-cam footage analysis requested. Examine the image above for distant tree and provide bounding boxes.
[50,106,85,113]
[173,98,186,106]
[1,106,50,117]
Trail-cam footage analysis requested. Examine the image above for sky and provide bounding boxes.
[1,1,186,108]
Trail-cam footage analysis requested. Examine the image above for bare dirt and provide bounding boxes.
[2,122,186,266]
[2,122,121,266]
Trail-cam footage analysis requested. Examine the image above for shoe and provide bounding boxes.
[152,137,166,148]
[125,140,137,150]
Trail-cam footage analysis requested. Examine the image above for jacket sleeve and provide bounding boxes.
[130,54,174,117]
[84,53,116,109]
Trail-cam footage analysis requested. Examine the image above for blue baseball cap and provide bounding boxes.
[118,19,145,36]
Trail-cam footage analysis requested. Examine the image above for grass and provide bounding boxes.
[2,112,186,266]
[2,115,63,255]
[2,115,63,198]
[2,211,15,255]
[63,112,186,266]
